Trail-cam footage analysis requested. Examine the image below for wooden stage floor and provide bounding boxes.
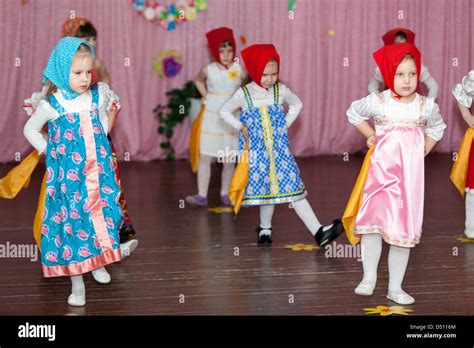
[0,154,472,315]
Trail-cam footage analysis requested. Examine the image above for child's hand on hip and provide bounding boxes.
[468,114,474,128]
[240,125,249,143]
[366,134,376,148]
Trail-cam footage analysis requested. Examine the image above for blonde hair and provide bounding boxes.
[44,80,57,98]
[44,43,93,98]
[75,42,93,58]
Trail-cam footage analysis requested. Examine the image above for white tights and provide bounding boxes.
[359,234,411,294]
[197,155,235,197]
[258,199,324,236]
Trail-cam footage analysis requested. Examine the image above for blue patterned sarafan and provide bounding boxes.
[239,83,307,206]
[41,84,123,276]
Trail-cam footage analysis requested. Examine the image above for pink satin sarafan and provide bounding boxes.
[355,94,427,247]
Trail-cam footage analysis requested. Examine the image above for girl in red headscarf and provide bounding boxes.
[367,28,439,99]
[186,27,248,207]
[345,43,446,305]
[219,44,344,247]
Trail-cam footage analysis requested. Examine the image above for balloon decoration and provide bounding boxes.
[133,0,207,31]
[153,50,183,78]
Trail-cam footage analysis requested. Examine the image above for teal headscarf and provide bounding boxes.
[42,36,95,100]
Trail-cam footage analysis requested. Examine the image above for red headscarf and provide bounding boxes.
[241,44,280,88]
[206,27,236,68]
[382,28,415,46]
[373,43,421,99]
[62,17,91,37]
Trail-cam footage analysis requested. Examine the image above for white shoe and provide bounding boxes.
[92,268,111,284]
[355,280,376,296]
[464,229,474,239]
[67,293,86,307]
[120,239,138,259]
[386,290,415,305]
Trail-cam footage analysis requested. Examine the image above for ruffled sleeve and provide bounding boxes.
[424,100,446,141]
[452,70,474,108]
[346,93,378,125]
[98,82,121,112]
[23,85,48,116]
[97,82,121,135]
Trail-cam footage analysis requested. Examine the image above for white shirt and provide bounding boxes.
[219,82,303,130]
[347,90,446,141]
[452,70,474,108]
[23,82,119,154]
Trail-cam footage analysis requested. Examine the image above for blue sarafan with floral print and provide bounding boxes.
[41,83,123,278]
[238,83,307,206]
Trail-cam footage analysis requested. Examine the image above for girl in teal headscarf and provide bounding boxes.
[23,37,138,307]
[42,36,96,99]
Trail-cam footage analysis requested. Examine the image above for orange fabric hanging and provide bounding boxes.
[342,146,374,245]
[0,150,41,199]
[189,106,205,173]
[228,142,250,217]
[33,172,47,247]
[450,128,474,197]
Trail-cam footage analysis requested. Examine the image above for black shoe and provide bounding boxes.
[315,219,344,247]
[256,226,273,244]
[119,224,136,244]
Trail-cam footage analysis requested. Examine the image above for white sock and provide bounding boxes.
[465,192,474,237]
[388,244,411,295]
[220,162,235,196]
[360,233,383,284]
[259,205,275,236]
[197,154,212,197]
[293,199,322,236]
[71,275,85,297]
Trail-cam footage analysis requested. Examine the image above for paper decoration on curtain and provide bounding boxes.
[288,0,296,11]
[153,50,183,77]
[133,0,207,31]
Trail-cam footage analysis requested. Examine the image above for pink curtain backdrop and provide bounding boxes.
[0,0,472,163]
